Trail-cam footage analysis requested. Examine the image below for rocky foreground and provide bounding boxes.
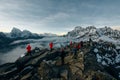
[0,42,118,80]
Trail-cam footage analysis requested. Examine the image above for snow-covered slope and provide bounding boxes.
[67,26,98,38]
[66,26,120,42]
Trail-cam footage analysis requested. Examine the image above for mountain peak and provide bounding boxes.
[11,27,22,33]
[75,26,82,29]
[10,27,22,38]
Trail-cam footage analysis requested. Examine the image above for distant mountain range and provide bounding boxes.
[0,27,41,39]
[0,27,57,48]
[0,26,120,48]
[0,27,57,39]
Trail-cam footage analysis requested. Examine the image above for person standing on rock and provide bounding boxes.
[70,41,73,50]
[26,44,32,56]
[70,41,72,46]
[89,38,93,46]
[80,41,83,48]
[73,44,77,59]
[77,42,81,51]
[60,48,65,65]
[49,42,53,51]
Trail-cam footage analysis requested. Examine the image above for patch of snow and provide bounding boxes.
[103,57,112,64]
[96,54,102,62]
[94,48,98,53]
[115,66,120,69]
[113,48,118,55]
[116,46,120,49]
[20,54,25,57]
[98,36,120,45]
[102,61,107,66]
[115,54,120,63]
[119,73,120,78]
[96,28,103,36]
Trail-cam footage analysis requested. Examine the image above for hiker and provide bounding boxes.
[89,38,93,46]
[49,42,53,51]
[60,48,65,65]
[80,41,83,48]
[70,41,72,46]
[70,41,73,50]
[26,44,32,56]
[73,44,77,59]
[77,42,81,51]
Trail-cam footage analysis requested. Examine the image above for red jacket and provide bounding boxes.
[77,43,81,49]
[70,41,72,46]
[49,42,53,49]
[26,44,31,52]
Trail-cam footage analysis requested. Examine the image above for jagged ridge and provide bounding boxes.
[67,26,120,40]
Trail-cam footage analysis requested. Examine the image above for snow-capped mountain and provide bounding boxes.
[10,27,22,38]
[67,26,98,38]
[6,27,41,39]
[0,27,45,48]
[66,26,120,42]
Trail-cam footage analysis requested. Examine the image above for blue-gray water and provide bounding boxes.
[0,46,26,65]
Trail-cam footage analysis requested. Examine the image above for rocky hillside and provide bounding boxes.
[0,41,119,80]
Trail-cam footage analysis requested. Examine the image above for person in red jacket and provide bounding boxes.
[73,44,77,59]
[77,43,81,51]
[26,44,31,55]
[49,42,53,51]
[70,41,72,46]
[70,41,73,50]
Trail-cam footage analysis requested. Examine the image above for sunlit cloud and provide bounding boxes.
[111,26,120,30]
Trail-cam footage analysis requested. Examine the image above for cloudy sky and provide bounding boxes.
[0,0,120,35]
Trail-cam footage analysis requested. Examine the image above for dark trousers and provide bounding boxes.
[26,51,31,56]
[61,56,64,65]
[74,51,77,59]
[50,48,53,52]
